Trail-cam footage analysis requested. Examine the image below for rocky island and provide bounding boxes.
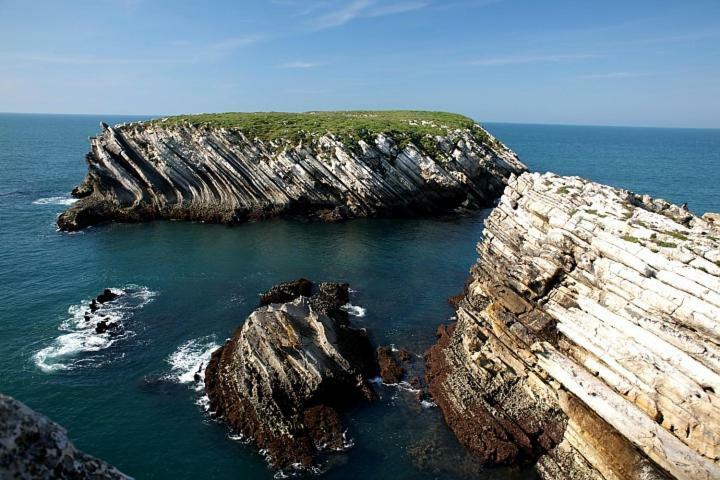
[57,111,525,231]
[427,172,720,480]
[204,280,378,472]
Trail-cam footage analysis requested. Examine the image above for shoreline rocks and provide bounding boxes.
[426,172,720,480]
[0,394,130,479]
[57,117,525,231]
[204,280,378,471]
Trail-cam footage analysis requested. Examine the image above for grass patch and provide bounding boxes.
[139,111,486,153]
[653,239,677,248]
[557,186,571,195]
[622,235,641,244]
[586,209,607,218]
[663,230,689,241]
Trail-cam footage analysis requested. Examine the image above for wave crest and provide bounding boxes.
[34,285,156,373]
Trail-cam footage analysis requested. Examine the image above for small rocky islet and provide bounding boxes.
[4,111,719,479]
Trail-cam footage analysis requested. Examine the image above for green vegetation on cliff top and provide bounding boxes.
[140,111,489,150]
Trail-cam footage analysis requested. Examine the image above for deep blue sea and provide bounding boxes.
[0,113,718,479]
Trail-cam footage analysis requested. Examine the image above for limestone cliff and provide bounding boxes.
[57,111,525,230]
[426,172,720,480]
[0,394,130,479]
[204,280,377,472]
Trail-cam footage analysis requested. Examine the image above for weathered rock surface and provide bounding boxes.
[57,114,525,230]
[377,346,406,384]
[427,172,720,480]
[0,394,130,479]
[204,280,378,471]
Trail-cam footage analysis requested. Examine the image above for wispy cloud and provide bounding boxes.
[211,34,267,50]
[575,71,648,80]
[1,34,268,68]
[464,53,598,67]
[278,60,324,68]
[309,0,429,30]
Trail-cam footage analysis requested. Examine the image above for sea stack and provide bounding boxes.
[204,280,378,472]
[57,111,525,230]
[426,172,720,480]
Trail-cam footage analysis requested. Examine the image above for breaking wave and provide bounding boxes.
[33,285,156,373]
[33,195,78,206]
[163,336,220,389]
[341,303,366,318]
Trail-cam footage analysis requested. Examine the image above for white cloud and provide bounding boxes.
[310,0,428,29]
[464,53,598,67]
[278,61,324,68]
[211,34,267,50]
[575,71,648,80]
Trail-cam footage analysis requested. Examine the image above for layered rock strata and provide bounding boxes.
[57,114,525,230]
[427,172,720,480]
[0,394,130,479]
[204,280,378,471]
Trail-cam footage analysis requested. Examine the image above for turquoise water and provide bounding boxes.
[0,113,718,479]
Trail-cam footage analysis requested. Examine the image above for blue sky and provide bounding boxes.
[1,0,719,127]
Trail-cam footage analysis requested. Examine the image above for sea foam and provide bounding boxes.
[33,196,78,206]
[164,336,220,389]
[340,303,366,318]
[34,285,156,373]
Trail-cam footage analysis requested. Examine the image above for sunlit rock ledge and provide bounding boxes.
[426,172,720,480]
[57,111,525,231]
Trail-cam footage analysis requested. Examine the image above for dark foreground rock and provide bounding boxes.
[0,394,130,479]
[57,112,526,231]
[426,172,720,480]
[205,280,378,471]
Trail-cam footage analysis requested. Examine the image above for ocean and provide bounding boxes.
[0,113,718,479]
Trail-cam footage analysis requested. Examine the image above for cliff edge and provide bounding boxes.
[0,394,130,479]
[427,172,720,480]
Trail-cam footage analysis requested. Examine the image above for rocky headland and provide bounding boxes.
[204,280,378,472]
[426,172,720,480]
[57,111,525,231]
[0,394,130,479]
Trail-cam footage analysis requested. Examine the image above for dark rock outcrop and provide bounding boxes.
[377,346,406,384]
[426,172,720,480]
[0,394,130,479]
[204,280,378,471]
[57,114,525,230]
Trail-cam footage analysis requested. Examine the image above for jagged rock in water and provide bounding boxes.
[204,280,378,472]
[57,112,525,231]
[377,346,406,384]
[0,394,130,479]
[426,172,720,480]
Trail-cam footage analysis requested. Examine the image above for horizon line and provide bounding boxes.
[0,110,717,131]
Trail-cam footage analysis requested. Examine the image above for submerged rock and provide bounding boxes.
[57,112,525,230]
[0,394,130,479]
[426,172,720,480]
[204,280,378,471]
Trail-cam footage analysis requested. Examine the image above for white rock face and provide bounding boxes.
[58,121,525,230]
[427,172,720,480]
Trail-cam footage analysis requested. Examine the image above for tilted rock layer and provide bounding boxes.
[0,394,130,479]
[57,113,525,230]
[204,280,377,471]
[427,172,720,480]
